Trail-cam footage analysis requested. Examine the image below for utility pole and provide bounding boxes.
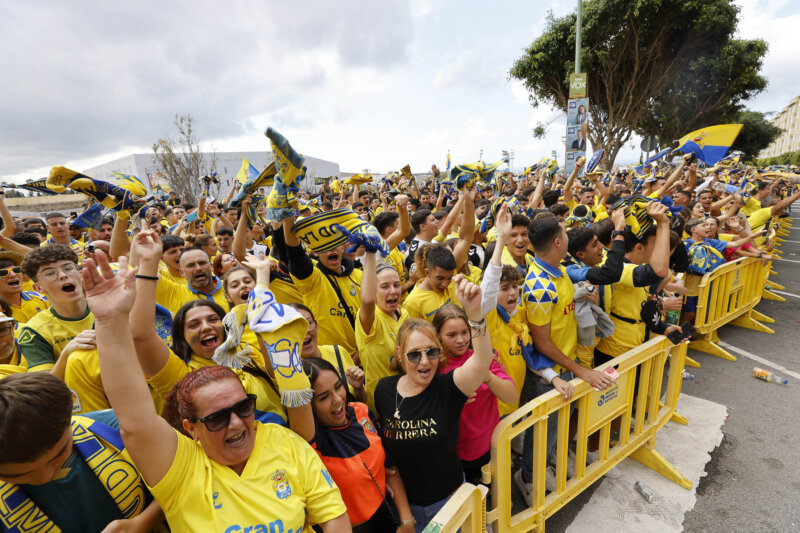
[575,0,582,74]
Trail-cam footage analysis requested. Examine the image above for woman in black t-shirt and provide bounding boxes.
[374,275,496,532]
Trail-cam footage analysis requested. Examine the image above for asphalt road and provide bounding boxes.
[540,212,800,532]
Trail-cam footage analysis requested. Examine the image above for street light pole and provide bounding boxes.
[575,0,582,74]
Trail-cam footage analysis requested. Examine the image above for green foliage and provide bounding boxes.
[731,110,783,160]
[510,0,767,168]
[754,149,800,167]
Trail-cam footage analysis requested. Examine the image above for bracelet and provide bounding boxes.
[400,518,416,526]
[134,274,159,281]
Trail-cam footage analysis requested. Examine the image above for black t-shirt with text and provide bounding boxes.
[374,372,468,506]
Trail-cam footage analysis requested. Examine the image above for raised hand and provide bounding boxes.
[495,202,512,242]
[131,230,164,262]
[82,252,137,321]
[611,208,627,231]
[454,274,482,322]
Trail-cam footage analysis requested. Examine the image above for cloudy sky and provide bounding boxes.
[1,0,798,182]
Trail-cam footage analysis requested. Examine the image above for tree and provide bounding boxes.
[152,114,218,203]
[638,39,768,145]
[510,0,768,169]
[730,110,782,160]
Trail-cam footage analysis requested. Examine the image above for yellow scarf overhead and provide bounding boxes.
[343,173,373,185]
[0,416,151,532]
[247,285,312,407]
[230,161,277,209]
[610,194,670,238]
[264,128,306,222]
[450,159,507,189]
[565,205,593,228]
[293,208,370,254]
[400,164,413,181]
[48,167,147,211]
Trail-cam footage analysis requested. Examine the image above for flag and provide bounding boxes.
[446,151,451,172]
[672,124,743,166]
[235,158,259,185]
[47,167,147,211]
[229,161,277,208]
[645,147,672,166]
[71,203,105,230]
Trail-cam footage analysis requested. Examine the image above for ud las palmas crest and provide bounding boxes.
[271,469,292,499]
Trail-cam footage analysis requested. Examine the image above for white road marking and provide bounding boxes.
[775,258,800,264]
[717,341,800,381]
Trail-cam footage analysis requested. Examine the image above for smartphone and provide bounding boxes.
[186,212,199,223]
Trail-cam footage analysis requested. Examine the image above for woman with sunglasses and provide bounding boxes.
[83,252,351,532]
[0,251,47,323]
[373,275,496,532]
[0,312,25,376]
[302,357,415,533]
[129,231,287,425]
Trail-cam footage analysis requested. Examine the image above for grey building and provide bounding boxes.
[82,151,340,197]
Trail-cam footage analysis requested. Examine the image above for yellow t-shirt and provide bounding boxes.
[291,268,362,355]
[9,291,49,323]
[403,281,458,322]
[149,422,346,532]
[18,307,95,372]
[596,263,651,357]
[158,264,188,286]
[155,275,231,315]
[522,257,577,374]
[356,307,409,410]
[65,348,165,415]
[747,207,773,246]
[148,351,287,426]
[487,306,528,416]
[385,248,406,280]
[740,196,762,216]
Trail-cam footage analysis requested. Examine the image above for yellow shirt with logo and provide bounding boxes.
[148,421,346,532]
[596,263,651,357]
[523,257,577,374]
[155,275,231,315]
[356,307,409,410]
[740,196,762,216]
[9,291,49,323]
[385,248,406,280]
[291,268,362,355]
[403,281,458,322]
[18,307,95,372]
[487,306,528,416]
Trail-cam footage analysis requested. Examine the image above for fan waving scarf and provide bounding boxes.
[48,167,147,211]
[264,127,306,222]
[585,149,604,173]
[4,177,57,196]
[343,173,373,185]
[610,194,671,239]
[294,208,386,255]
[230,161,277,208]
[450,158,508,189]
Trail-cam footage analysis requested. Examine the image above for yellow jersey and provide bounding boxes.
[148,422,346,532]
[522,257,577,374]
[385,248,406,280]
[9,291,49,323]
[740,196,762,216]
[18,306,95,372]
[487,305,528,416]
[403,281,459,322]
[291,268,362,355]
[155,275,231,315]
[596,263,652,357]
[356,307,409,410]
[158,264,187,286]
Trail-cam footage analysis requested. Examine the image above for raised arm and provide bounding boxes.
[0,189,16,238]
[655,157,687,198]
[771,187,800,216]
[452,276,495,396]
[528,170,546,210]
[109,214,131,261]
[129,231,173,378]
[232,195,251,262]
[452,187,475,270]
[563,157,584,206]
[646,202,672,279]
[479,203,510,315]
[385,195,411,250]
[83,252,177,487]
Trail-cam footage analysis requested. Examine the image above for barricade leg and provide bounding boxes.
[750,309,776,324]
[689,331,736,361]
[730,310,775,334]
[684,355,700,368]
[761,289,786,302]
[630,442,692,489]
[763,280,785,291]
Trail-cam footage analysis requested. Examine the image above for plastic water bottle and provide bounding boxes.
[682,371,695,379]
[634,481,655,503]
[665,310,680,326]
[753,367,788,385]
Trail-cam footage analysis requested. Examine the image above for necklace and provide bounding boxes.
[394,390,406,419]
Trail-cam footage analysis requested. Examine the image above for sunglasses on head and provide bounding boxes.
[0,267,21,278]
[190,394,257,432]
[405,348,441,364]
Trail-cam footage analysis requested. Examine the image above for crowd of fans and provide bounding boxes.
[0,150,797,532]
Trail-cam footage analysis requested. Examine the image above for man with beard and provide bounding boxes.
[153,247,230,314]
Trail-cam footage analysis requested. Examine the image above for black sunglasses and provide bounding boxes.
[405,348,441,364]
[0,266,21,278]
[191,394,257,432]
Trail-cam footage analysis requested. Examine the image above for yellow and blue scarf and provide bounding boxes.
[47,167,147,212]
[0,416,149,533]
[687,241,725,275]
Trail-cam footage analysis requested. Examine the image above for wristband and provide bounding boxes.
[134,274,159,281]
[400,519,416,526]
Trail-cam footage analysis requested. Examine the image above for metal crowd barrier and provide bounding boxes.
[422,484,488,533]
[425,336,687,532]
